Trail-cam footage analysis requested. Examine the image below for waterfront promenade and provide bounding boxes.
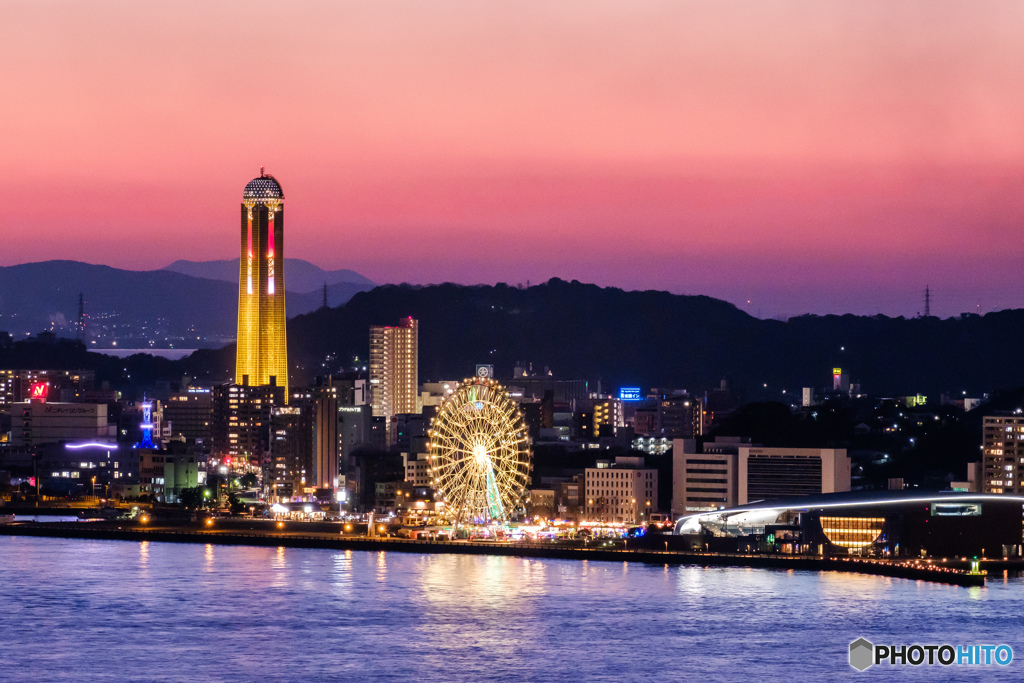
[0,519,998,587]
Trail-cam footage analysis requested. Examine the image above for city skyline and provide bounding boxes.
[4,2,1024,320]
[4,5,1022,680]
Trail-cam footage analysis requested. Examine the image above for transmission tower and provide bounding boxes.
[77,292,85,341]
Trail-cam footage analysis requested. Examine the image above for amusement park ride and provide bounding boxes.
[427,377,532,530]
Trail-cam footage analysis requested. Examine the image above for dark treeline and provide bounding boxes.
[5,278,1024,399]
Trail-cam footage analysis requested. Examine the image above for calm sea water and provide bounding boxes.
[0,537,1020,682]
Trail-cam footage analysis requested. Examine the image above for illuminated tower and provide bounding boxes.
[236,169,289,398]
[139,397,156,449]
[370,317,419,422]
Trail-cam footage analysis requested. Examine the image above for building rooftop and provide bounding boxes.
[674,489,1024,534]
[243,170,284,202]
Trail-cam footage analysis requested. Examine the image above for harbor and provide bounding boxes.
[0,518,1001,588]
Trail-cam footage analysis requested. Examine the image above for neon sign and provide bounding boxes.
[619,388,642,401]
[30,382,48,402]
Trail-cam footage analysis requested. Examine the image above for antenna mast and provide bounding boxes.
[77,292,85,341]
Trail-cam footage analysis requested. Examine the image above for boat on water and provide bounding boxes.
[77,508,124,521]
[0,514,15,524]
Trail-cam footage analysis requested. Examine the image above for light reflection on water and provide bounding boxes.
[0,536,1020,682]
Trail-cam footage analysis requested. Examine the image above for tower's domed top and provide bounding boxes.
[243,168,284,201]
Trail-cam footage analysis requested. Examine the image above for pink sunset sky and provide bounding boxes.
[3,1,1024,318]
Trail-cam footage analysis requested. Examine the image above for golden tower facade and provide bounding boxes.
[235,170,288,398]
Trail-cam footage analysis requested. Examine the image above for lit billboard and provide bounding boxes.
[29,382,49,402]
[619,387,642,401]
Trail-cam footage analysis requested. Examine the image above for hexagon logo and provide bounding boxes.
[849,638,874,671]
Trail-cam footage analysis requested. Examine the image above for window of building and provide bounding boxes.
[820,517,885,549]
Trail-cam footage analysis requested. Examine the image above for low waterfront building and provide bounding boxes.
[671,437,747,516]
[672,438,851,517]
[38,441,137,498]
[674,491,1024,559]
[526,489,556,519]
[402,439,431,488]
[584,456,658,524]
[10,402,112,447]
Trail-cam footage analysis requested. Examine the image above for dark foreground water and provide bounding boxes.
[0,537,1020,682]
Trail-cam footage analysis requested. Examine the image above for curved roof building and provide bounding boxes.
[243,174,285,201]
[674,490,1024,559]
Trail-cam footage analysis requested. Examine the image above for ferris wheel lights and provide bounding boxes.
[429,377,531,525]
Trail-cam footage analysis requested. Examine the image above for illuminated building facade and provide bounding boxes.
[37,442,136,498]
[626,395,702,439]
[982,413,1024,494]
[674,492,1024,559]
[212,383,284,462]
[584,457,658,524]
[163,389,213,443]
[369,317,419,422]
[139,399,156,449]
[576,397,625,440]
[671,439,851,516]
[235,170,288,398]
[269,402,314,502]
[740,447,850,504]
[672,439,740,515]
[269,388,342,501]
[0,369,95,405]
[10,403,111,447]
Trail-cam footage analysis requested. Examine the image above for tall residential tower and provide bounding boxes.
[235,169,288,398]
[982,413,1024,494]
[370,317,419,421]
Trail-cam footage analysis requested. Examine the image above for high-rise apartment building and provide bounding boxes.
[369,317,418,420]
[0,369,95,405]
[268,403,314,502]
[235,170,288,398]
[313,394,340,491]
[981,413,1024,494]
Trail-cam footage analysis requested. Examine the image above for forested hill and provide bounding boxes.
[4,278,1022,400]
[286,278,1024,397]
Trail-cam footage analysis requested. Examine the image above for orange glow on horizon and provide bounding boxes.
[4,2,1024,316]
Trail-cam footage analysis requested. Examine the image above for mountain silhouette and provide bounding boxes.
[162,258,374,293]
[0,260,373,341]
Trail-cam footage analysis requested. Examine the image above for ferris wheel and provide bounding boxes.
[428,377,531,525]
